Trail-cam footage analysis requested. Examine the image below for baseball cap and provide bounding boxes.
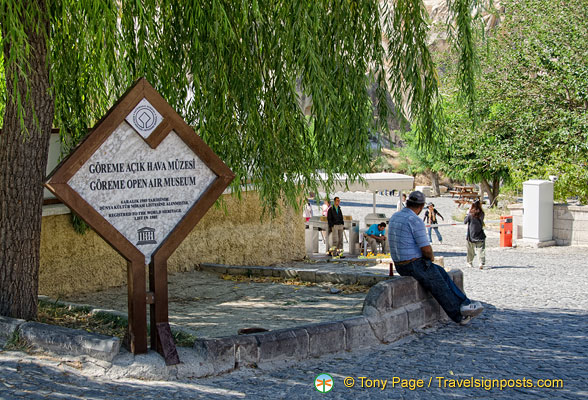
[408,191,426,204]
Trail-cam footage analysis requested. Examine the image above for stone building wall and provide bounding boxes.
[39,192,305,297]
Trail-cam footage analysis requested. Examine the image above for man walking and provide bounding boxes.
[327,197,345,254]
[388,191,484,325]
[423,202,444,244]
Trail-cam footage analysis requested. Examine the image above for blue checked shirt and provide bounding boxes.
[388,207,430,262]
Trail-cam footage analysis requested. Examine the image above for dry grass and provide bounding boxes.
[220,274,370,294]
[36,299,197,347]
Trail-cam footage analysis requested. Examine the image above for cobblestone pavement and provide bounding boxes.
[1,194,587,399]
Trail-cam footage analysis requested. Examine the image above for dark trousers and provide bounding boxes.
[395,258,469,323]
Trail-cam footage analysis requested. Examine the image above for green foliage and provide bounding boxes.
[398,127,443,176]
[36,299,198,347]
[381,0,443,149]
[70,213,89,235]
[0,53,4,126]
[4,330,31,352]
[1,0,482,213]
[437,0,588,202]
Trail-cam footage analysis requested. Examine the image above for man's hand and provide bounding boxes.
[421,245,435,262]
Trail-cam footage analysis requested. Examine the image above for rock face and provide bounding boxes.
[421,0,504,52]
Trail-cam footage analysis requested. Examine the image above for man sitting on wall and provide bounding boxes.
[388,191,484,326]
[365,222,389,254]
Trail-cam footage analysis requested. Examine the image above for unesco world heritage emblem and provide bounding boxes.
[126,98,162,138]
[137,227,157,245]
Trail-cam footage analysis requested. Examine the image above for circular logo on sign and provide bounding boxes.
[132,105,158,132]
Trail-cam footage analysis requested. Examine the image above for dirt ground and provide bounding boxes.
[64,269,366,338]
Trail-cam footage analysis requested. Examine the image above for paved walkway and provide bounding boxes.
[1,194,587,399]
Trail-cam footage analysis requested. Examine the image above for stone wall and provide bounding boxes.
[39,192,305,297]
[191,270,463,377]
[508,203,588,246]
[552,204,588,246]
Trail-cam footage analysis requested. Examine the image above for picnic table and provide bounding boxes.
[450,186,480,207]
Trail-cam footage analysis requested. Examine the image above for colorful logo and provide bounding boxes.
[314,373,334,393]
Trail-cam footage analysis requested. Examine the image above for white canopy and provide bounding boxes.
[317,172,414,213]
[317,172,414,192]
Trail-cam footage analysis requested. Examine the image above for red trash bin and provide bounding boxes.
[500,216,513,247]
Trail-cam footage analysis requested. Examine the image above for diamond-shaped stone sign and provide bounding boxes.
[68,124,216,264]
[45,78,234,265]
[45,78,234,358]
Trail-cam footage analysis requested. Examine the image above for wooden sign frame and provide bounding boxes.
[45,78,234,360]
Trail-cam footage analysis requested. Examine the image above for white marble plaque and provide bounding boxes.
[125,98,163,139]
[68,122,217,263]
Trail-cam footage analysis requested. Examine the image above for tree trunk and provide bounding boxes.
[481,178,501,207]
[430,170,440,197]
[491,177,501,206]
[0,3,54,319]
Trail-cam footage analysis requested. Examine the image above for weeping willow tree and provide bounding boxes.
[0,0,478,319]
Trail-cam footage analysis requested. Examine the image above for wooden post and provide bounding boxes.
[149,257,169,352]
[150,256,179,365]
[127,259,147,354]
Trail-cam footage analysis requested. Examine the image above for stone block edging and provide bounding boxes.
[0,270,463,380]
[199,262,391,286]
[0,316,120,362]
[191,269,463,375]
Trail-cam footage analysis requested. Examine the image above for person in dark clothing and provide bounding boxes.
[327,197,345,253]
[423,202,444,244]
[464,200,487,269]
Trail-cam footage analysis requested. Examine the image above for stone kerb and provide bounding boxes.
[19,321,121,361]
[192,269,463,375]
[199,262,391,286]
[0,270,463,378]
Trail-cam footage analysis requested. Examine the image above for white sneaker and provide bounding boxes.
[460,302,484,317]
[466,263,473,268]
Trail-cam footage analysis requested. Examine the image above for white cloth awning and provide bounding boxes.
[317,172,414,213]
[317,172,414,192]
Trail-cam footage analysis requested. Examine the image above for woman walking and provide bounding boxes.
[464,200,486,269]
